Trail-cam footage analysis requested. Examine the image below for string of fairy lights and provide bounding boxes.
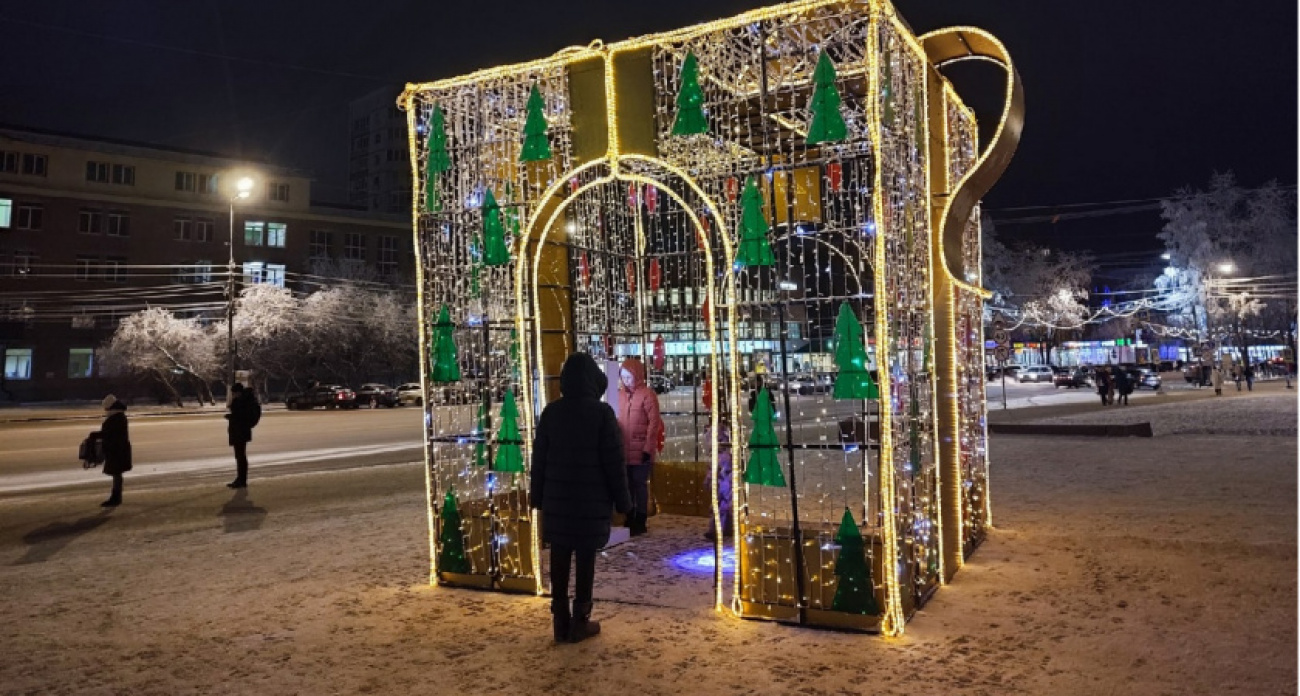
[399,0,1006,635]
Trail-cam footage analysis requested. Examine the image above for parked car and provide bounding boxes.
[286,385,357,410]
[781,373,833,395]
[1017,365,1054,384]
[1129,366,1161,390]
[648,373,674,394]
[356,383,398,408]
[396,382,423,406]
[1054,367,1094,389]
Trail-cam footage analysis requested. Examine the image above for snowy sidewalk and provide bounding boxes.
[0,397,1294,695]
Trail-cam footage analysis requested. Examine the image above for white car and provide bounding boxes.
[1017,365,1054,383]
[395,382,423,406]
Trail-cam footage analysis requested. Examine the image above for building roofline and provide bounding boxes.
[0,123,305,177]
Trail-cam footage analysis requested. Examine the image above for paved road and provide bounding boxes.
[0,406,425,495]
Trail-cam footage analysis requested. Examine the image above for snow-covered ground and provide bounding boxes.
[1028,392,1298,436]
[0,395,1294,695]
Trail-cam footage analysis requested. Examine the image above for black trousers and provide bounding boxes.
[627,463,652,514]
[550,544,596,610]
[232,442,249,483]
[109,473,123,500]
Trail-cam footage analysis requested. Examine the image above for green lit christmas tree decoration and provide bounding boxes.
[671,52,709,136]
[473,402,489,467]
[425,103,451,213]
[438,490,471,574]
[481,189,511,266]
[806,52,848,145]
[832,303,878,399]
[830,508,879,615]
[430,305,462,383]
[743,387,785,487]
[493,389,525,473]
[519,84,552,162]
[734,177,775,267]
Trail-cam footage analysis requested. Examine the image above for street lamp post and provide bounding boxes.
[228,177,255,400]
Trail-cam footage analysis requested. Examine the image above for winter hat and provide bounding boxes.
[101,394,117,411]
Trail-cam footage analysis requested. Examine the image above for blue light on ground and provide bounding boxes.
[669,547,737,574]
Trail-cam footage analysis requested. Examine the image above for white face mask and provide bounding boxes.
[620,370,635,388]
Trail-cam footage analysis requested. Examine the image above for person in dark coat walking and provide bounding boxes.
[226,383,262,489]
[530,353,632,643]
[1113,368,1132,405]
[94,395,131,507]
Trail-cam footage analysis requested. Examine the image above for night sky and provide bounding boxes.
[1,0,1295,259]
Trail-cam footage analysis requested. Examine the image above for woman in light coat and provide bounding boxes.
[617,358,663,536]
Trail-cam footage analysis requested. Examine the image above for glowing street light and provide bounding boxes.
[1160,252,1171,260]
[1217,262,1235,274]
[235,176,255,199]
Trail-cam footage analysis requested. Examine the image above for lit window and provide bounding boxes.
[267,222,286,247]
[0,198,10,228]
[242,261,265,284]
[3,348,33,380]
[265,264,285,287]
[244,221,265,246]
[68,348,94,378]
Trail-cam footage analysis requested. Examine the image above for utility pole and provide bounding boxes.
[228,176,255,401]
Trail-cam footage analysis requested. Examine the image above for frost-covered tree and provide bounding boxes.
[100,308,219,406]
[1159,173,1297,362]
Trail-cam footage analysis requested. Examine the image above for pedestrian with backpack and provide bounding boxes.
[226,383,262,489]
[91,395,132,507]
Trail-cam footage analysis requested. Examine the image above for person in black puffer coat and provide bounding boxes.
[94,395,132,507]
[530,352,631,643]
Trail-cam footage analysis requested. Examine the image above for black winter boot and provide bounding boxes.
[551,602,571,643]
[629,512,648,537]
[569,601,601,643]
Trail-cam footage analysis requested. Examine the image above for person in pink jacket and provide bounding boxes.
[617,358,663,536]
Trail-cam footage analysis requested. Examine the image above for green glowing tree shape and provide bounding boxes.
[438,490,471,574]
[671,52,709,136]
[430,305,462,383]
[473,401,489,467]
[830,508,879,615]
[743,387,785,487]
[425,103,451,213]
[481,189,511,266]
[832,303,877,399]
[734,177,775,267]
[519,85,552,162]
[493,389,525,473]
[807,52,848,145]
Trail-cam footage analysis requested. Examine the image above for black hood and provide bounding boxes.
[559,353,607,400]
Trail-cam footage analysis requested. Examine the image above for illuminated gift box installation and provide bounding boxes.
[400,0,1022,635]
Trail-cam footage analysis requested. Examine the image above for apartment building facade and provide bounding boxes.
[0,126,411,402]
[347,86,412,214]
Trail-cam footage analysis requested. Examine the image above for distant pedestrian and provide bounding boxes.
[1232,365,1243,391]
[92,395,131,507]
[1114,368,1132,406]
[1211,364,1224,396]
[1244,364,1254,391]
[617,358,663,537]
[1096,368,1112,406]
[226,383,262,489]
[530,353,632,643]
[704,398,733,542]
